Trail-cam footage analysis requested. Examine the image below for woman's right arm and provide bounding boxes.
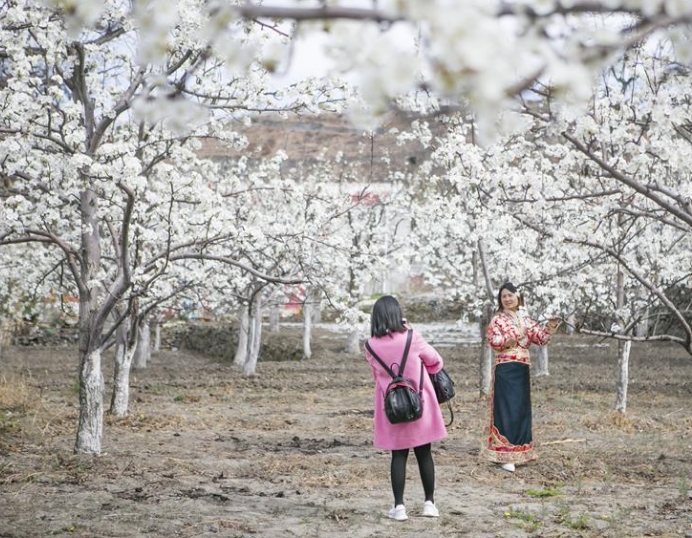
[415,331,444,374]
[486,315,515,351]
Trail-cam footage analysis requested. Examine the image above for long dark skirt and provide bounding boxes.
[485,361,535,463]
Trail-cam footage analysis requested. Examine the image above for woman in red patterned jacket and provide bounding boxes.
[484,282,561,472]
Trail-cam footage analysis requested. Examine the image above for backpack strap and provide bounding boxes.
[366,330,420,385]
[365,340,397,378]
[398,329,413,375]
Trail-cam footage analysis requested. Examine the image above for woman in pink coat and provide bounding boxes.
[364,295,447,521]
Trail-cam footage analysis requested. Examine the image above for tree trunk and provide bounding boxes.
[243,293,263,376]
[635,310,649,337]
[346,328,360,354]
[0,317,4,366]
[154,320,161,352]
[615,339,631,413]
[478,304,493,398]
[614,261,629,413]
[303,292,314,359]
[303,287,318,359]
[268,301,280,333]
[476,241,495,399]
[566,313,576,335]
[313,300,322,323]
[234,305,250,367]
[110,321,134,417]
[133,323,150,369]
[533,345,549,377]
[75,347,105,454]
[75,188,105,455]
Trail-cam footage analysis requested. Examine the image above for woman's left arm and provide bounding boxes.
[525,316,559,346]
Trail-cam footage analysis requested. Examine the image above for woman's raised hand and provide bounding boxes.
[547,318,561,333]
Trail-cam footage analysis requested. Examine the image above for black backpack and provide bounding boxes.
[366,330,423,424]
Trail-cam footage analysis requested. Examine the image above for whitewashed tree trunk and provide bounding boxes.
[75,187,106,455]
[243,293,263,376]
[614,261,629,413]
[303,292,314,359]
[133,323,150,369]
[635,310,649,337]
[234,305,250,367]
[533,345,549,377]
[0,317,4,365]
[566,312,576,335]
[346,328,360,354]
[478,304,494,398]
[268,296,280,333]
[479,337,493,398]
[615,339,631,413]
[110,321,135,417]
[154,320,161,352]
[302,287,318,359]
[313,300,322,323]
[303,315,313,359]
[76,348,105,454]
[476,241,495,399]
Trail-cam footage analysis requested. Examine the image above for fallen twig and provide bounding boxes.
[540,438,587,446]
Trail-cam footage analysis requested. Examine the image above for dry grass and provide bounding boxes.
[0,373,33,412]
[1,336,691,538]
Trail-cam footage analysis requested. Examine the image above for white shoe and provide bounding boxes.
[500,463,516,472]
[422,500,439,517]
[388,504,408,521]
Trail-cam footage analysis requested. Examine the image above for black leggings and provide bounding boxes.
[390,443,435,506]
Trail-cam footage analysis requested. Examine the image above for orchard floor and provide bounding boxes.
[1,329,692,538]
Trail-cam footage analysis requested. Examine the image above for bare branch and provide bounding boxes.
[167,253,303,285]
[569,237,692,347]
[577,327,686,346]
[230,4,402,24]
[563,131,692,228]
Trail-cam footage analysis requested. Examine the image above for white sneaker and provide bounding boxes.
[500,462,516,473]
[388,504,408,521]
[422,500,439,517]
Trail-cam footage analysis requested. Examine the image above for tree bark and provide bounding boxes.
[614,260,629,413]
[110,321,134,417]
[133,323,150,369]
[346,328,360,354]
[476,240,496,399]
[243,292,263,376]
[154,320,161,352]
[0,317,4,366]
[268,300,280,333]
[76,347,104,453]
[302,287,318,359]
[234,305,250,367]
[635,309,649,337]
[303,294,313,360]
[615,339,631,413]
[478,303,493,398]
[533,345,549,377]
[566,312,576,335]
[75,188,105,455]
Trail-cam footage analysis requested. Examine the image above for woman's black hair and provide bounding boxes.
[370,295,407,337]
[497,281,524,311]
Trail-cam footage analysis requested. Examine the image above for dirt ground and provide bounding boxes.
[1,328,691,538]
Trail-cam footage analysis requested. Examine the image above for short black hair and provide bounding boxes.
[497,281,524,311]
[370,295,406,337]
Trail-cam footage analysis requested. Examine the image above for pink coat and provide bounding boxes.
[365,329,448,450]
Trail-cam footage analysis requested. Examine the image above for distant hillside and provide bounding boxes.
[198,110,444,181]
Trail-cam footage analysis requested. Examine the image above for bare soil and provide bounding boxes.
[1,329,691,538]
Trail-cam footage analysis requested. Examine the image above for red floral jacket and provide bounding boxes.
[485,309,552,365]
